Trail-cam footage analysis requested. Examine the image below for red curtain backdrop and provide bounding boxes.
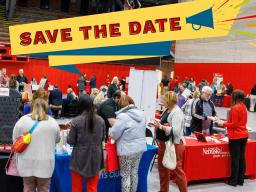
[174,63,256,94]
[0,59,155,93]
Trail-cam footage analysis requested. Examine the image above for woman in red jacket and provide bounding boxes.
[218,90,249,187]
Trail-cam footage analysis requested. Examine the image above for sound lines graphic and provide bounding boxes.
[219,28,256,37]
[214,0,230,13]
[248,42,256,47]
[234,0,251,9]
[218,14,256,23]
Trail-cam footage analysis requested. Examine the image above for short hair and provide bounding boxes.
[54,84,58,88]
[113,90,121,99]
[232,90,245,105]
[163,91,178,109]
[193,90,201,99]
[202,86,213,94]
[118,95,135,109]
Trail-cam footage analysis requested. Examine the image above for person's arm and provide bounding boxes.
[165,110,184,136]
[55,124,61,143]
[67,120,77,145]
[110,114,126,141]
[108,118,116,127]
[181,100,188,112]
[223,107,239,129]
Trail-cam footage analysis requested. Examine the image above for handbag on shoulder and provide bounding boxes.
[162,129,177,170]
[12,121,40,153]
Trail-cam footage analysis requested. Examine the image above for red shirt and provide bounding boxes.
[223,103,249,140]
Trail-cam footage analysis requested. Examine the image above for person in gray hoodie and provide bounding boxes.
[110,95,146,192]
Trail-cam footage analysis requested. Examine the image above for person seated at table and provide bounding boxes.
[191,86,217,135]
[182,90,201,136]
[217,90,248,187]
[110,95,146,192]
[153,91,188,192]
[67,88,78,104]
[12,98,60,192]
[67,94,105,192]
[17,69,28,92]
[24,88,53,116]
[49,84,63,119]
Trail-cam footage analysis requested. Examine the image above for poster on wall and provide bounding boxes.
[213,73,223,86]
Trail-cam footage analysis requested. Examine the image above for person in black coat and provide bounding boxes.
[107,76,120,98]
[49,85,63,118]
[226,82,233,96]
[67,95,105,191]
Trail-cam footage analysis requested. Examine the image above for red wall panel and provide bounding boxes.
[174,63,256,94]
[0,59,155,93]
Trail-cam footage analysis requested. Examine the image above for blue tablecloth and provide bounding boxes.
[50,145,157,192]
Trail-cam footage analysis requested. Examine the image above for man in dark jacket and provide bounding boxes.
[97,90,121,141]
[191,86,217,134]
[49,84,63,118]
[17,69,28,92]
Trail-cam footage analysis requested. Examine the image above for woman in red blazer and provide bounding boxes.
[218,90,249,187]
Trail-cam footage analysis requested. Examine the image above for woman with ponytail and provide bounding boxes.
[67,94,105,192]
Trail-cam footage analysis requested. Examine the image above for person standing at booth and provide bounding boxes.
[77,74,86,96]
[249,84,256,112]
[110,95,146,192]
[191,86,217,134]
[13,98,60,192]
[107,76,120,98]
[153,91,188,192]
[217,90,249,187]
[67,94,105,192]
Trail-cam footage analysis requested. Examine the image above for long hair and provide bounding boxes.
[31,88,49,109]
[31,98,49,121]
[9,74,17,89]
[232,90,245,106]
[78,94,95,133]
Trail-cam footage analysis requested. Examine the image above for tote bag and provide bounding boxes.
[5,152,20,176]
[162,139,176,170]
[105,138,119,172]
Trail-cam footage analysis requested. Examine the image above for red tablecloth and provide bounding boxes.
[222,95,232,108]
[184,138,256,182]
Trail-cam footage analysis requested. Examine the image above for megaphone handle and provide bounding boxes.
[192,24,202,30]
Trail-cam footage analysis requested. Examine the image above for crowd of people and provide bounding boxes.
[0,67,250,192]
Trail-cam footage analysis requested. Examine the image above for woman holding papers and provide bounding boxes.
[218,90,249,187]
[153,91,187,192]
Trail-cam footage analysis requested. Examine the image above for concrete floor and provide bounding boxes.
[147,107,256,192]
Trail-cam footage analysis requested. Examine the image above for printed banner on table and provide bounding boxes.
[9,0,244,67]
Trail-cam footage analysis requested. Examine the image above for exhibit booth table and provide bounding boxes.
[184,137,256,182]
[50,144,157,192]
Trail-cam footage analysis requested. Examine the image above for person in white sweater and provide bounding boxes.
[12,98,60,192]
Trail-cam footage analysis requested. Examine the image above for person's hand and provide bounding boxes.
[153,119,161,129]
[207,116,216,121]
[217,120,225,127]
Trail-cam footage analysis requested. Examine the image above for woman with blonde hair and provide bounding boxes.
[182,90,201,136]
[110,95,146,192]
[153,91,188,192]
[13,98,60,192]
[107,76,120,98]
[23,88,52,116]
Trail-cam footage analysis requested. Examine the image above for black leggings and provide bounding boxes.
[229,137,248,185]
